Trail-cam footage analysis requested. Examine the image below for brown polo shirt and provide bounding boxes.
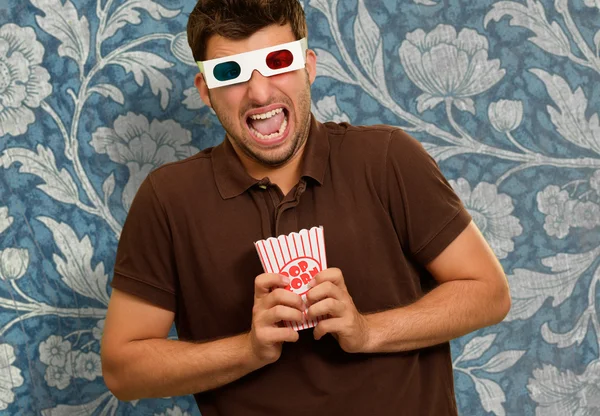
[111,115,471,415]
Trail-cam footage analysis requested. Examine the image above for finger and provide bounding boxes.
[313,318,343,341]
[307,298,345,319]
[262,289,304,311]
[266,327,300,344]
[254,273,289,299]
[306,281,344,306]
[263,305,304,326]
[314,268,346,289]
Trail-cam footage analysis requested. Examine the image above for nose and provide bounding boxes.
[246,70,272,104]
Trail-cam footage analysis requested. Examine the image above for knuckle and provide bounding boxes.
[272,289,287,302]
[254,328,267,342]
[273,305,286,318]
[289,331,300,342]
[261,330,275,344]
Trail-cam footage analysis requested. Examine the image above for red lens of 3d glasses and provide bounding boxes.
[266,49,294,70]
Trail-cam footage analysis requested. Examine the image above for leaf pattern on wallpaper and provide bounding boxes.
[454,334,497,364]
[0,0,599,414]
[0,207,14,235]
[88,83,125,105]
[484,0,571,58]
[531,69,600,155]
[454,334,526,416]
[354,0,387,93]
[41,392,115,416]
[421,142,469,162]
[478,350,527,373]
[473,376,506,416]
[541,309,592,348]
[31,0,90,73]
[506,248,600,321]
[314,48,358,85]
[0,146,80,205]
[99,0,180,42]
[37,217,110,306]
[108,51,174,109]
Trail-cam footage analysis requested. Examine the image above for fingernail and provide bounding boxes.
[280,274,290,284]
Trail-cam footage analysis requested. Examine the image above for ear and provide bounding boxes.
[194,72,213,108]
[305,49,317,85]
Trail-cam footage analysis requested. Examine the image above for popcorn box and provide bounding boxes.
[254,226,327,331]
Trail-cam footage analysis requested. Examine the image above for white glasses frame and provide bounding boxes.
[197,38,308,89]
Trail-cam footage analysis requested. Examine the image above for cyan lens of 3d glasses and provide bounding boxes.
[213,61,242,82]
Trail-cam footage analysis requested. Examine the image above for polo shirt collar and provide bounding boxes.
[212,114,330,200]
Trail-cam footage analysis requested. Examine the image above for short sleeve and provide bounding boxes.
[386,130,471,265]
[110,175,177,311]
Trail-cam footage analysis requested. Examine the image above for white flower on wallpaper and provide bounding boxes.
[571,202,600,230]
[0,23,52,137]
[312,95,351,123]
[155,406,192,416]
[537,185,570,216]
[90,112,199,210]
[540,201,574,238]
[39,336,71,368]
[40,336,72,390]
[92,320,104,341]
[536,185,600,238]
[450,178,522,259]
[399,24,505,114]
[0,248,29,281]
[171,32,196,67]
[0,344,24,410]
[0,207,13,234]
[45,365,71,390]
[40,334,103,390]
[488,100,524,132]
[72,352,102,381]
[528,360,600,415]
[584,0,600,9]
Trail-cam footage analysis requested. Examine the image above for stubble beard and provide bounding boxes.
[211,76,312,167]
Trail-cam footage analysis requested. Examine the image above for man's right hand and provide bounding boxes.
[247,273,304,365]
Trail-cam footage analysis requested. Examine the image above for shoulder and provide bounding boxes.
[322,121,426,163]
[145,145,216,199]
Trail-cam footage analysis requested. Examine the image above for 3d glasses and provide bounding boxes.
[197,38,308,89]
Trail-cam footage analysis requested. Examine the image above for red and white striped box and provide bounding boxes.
[254,226,327,331]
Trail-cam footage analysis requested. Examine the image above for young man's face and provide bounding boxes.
[195,24,317,168]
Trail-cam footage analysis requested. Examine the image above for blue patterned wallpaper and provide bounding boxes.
[0,0,599,414]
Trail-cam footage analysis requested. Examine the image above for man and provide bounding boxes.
[101,0,511,415]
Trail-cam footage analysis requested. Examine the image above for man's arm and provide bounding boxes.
[306,221,511,353]
[101,274,303,401]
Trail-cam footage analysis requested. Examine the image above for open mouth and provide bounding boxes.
[246,107,289,142]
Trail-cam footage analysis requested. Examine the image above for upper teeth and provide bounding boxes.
[249,108,283,120]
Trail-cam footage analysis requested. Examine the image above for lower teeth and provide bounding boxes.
[252,115,288,140]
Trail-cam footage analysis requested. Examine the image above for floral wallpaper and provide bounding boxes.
[0,0,599,415]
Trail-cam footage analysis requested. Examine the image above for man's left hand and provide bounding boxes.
[305,268,371,353]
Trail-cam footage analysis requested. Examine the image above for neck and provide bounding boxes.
[232,142,307,196]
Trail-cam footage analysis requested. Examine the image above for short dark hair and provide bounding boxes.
[187,0,308,61]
